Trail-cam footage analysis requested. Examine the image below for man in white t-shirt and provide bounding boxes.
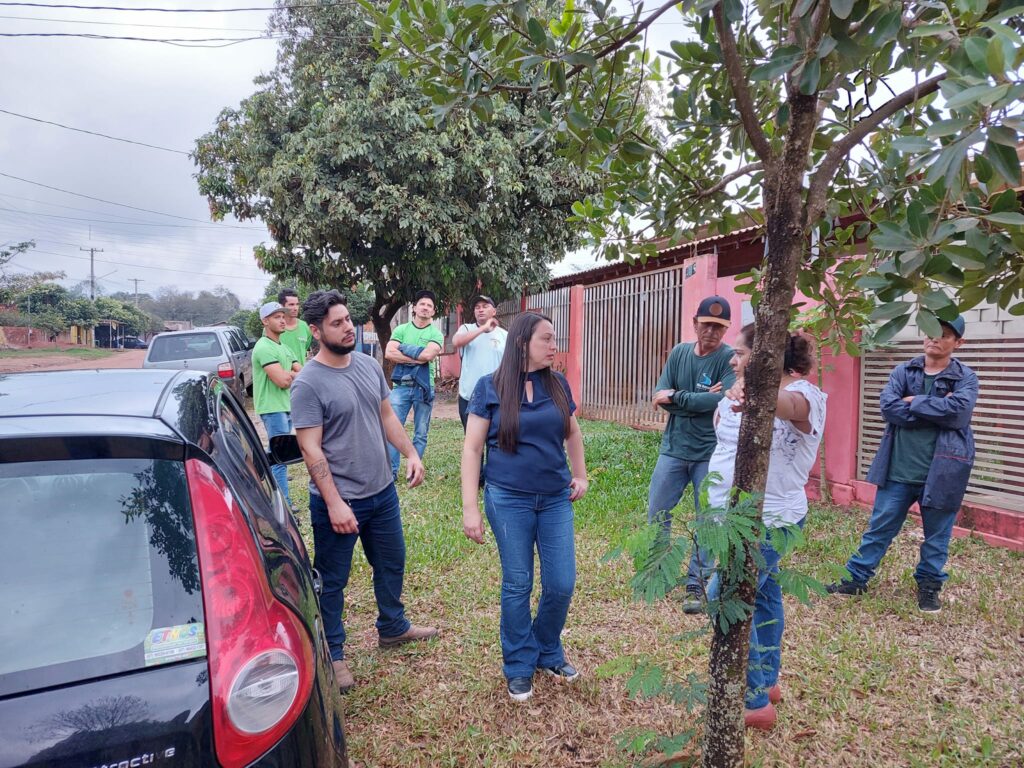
[452,294,508,430]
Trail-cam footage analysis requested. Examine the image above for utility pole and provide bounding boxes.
[80,246,104,300]
[130,278,144,306]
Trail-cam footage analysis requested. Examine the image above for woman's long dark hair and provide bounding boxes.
[493,312,572,452]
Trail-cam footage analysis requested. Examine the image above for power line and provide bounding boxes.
[0,205,264,231]
[0,2,354,11]
[0,172,265,229]
[32,247,272,282]
[0,32,274,46]
[0,108,189,154]
[0,13,266,31]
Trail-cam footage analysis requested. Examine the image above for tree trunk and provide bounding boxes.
[369,294,403,380]
[702,93,818,768]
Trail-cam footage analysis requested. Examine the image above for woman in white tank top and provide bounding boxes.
[706,323,826,731]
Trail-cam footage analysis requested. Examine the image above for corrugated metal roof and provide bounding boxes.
[549,223,764,288]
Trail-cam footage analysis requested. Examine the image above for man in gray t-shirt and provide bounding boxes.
[291,290,439,693]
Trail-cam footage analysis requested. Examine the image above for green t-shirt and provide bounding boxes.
[656,342,736,461]
[252,336,299,415]
[889,374,939,485]
[391,321,444,380]
[280,319,313,367]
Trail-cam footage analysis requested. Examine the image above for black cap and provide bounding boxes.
[470,294,496,308]
[414,290,436,305]
[695,295,731,327]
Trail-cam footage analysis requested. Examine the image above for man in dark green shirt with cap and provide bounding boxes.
[648,295,737,613]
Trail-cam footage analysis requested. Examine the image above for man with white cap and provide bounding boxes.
[647,295,736,614]
[452,294,507,430]
[253,301,302,511]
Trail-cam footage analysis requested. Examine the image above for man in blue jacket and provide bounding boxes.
[828,315,978,613]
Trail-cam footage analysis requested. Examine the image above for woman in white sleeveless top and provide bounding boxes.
[705,323,827,731]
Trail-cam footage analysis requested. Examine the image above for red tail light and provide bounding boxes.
[217,362,234,379]
[186,459,314,768]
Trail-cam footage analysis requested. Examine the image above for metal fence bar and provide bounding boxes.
[579,266,686,426]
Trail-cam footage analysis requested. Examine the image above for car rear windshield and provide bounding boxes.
[0,458,206,697]
[148,332,223,362]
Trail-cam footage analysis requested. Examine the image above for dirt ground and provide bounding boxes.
[0,349,147,374]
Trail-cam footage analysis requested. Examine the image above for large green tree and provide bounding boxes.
[370,0,1023,764]
[192,0,598,350]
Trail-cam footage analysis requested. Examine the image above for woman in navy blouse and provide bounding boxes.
[461,312,589,703]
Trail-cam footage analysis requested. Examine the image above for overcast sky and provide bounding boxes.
[0,2,689,305]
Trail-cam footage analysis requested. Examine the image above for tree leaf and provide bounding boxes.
[917,308,943,339]
[926,117,974,137]
[986,36,1006,76]
[944,84,1007,111]
[874,313,911,344]
[942,245,987,270]
[891,136,934,153]
[526,17,546,46]
[830,0,854,20]
[983,212,1024,226]
[985,140,1021,186]
[750,46,803,81]
[870,300,913,321]
[799,57,821,95]
[988,125,1019,148]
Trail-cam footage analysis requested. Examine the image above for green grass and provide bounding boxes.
[285,417,1024,768]
[0,347,115,359]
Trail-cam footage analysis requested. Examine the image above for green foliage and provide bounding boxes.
[194,0,597,341]
[368,0,1024,339]
[227,308,257,338]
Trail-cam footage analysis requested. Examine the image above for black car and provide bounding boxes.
[0,369,347,768]
[123,336,149,349]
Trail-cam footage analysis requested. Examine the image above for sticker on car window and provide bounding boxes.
[144,623,206,666]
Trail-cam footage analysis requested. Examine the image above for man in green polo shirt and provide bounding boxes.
[253,301,302,512]
[384,290,444,478]
[278,288,313,366]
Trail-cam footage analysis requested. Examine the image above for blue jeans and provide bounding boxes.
[707,523,803,710]
[309,485,411,661]
[845,481,959,586]
[485,484,576,680]
[647,453,711,591]
[260,411,293,505]
[388,385,432,477]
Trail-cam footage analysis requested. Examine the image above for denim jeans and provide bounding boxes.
[458,396,470,430]
[260,411,293,505]
[388,385,432,477]
[309,484,411,661]
[845,481,959,586]
[485,484,576,680]
[707,523,803,710]
[647,453,711,591]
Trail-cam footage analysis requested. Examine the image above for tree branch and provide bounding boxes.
[806,72,945,223]
[696,162,764,198]
[712,3,775,165]
[483,0,679,94]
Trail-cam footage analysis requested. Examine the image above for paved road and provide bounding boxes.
[0,349,147,374]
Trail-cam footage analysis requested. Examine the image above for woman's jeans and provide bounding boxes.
[309,484,410,661]
[485,484,576,680]
[708,521,803,710]
[260,411,293,504]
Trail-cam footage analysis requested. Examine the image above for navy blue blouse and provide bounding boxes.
[468,370,577,494]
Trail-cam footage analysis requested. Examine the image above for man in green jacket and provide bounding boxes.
[648,295,736,613]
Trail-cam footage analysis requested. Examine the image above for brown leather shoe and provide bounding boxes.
[378,624,439,648]
[332,659,354,693]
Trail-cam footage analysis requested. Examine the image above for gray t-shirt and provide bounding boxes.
[290,353,394,500]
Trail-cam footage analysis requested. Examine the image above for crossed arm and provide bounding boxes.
[385,340,442,365]
[880,369,978,430]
